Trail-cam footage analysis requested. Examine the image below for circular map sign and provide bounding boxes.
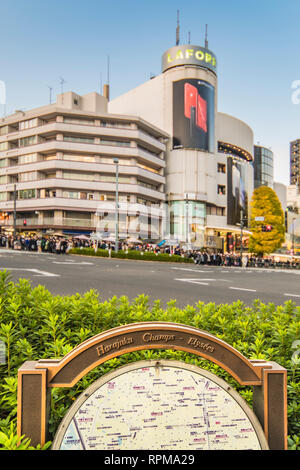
[52,360,268,450]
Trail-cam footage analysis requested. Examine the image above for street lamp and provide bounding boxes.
[292,217,296,256]
[13,184,17,239]
[184,192,189,250]
[114,158,119,253]
[236,209,247,262]
[240,208,244,259]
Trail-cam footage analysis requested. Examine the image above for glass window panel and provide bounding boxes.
[64,136,94,144]
[63,154,96,163]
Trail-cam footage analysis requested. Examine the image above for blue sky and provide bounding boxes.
[0,0,299,184]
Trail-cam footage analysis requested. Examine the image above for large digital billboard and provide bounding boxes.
[227,157,248,226]
[173,79,215,152]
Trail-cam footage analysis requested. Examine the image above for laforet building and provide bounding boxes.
[0,37,256,252]
[109,41,254,252]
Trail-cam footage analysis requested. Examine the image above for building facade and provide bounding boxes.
[0,41,257,252]
[0,91,168,237]
[290,139,300,187]
[253,145,274,189]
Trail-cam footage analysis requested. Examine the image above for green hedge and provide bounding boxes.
[0,269,299,450]
[69,247,194,263]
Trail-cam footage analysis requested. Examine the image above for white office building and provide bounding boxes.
[0,91,168,238]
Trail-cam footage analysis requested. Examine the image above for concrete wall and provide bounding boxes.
[216,112,254,156]
[274,182,287,212]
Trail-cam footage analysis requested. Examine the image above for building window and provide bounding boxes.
[19,189,36,199]
[62,171,96,181]
[19,118,38,131]
[100,121,132,129]
[101,157,134,166]
[138,180,159,191]
[19,136,37,147]
[207,205,226,216]
[217,185,226,195]
[63,153,96,163]
[45,172,56,179]
[137,144,161,159]
[0,175,7,184]
[19,171,37,182]
[63,117,94,126]
[100,139,131,147]
[63,136,95,144]
[19,153,38,164]
[0,142,9,151]
[45,190,56,198]
[0,126,8,136]
[100,175,131,183]
[217,163,226,173]
[138,163,160,174]
[44,155,57,161]
[62,191,79,199]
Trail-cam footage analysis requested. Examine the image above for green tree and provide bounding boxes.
[249,186,285,256]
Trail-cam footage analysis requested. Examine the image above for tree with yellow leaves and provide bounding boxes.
[249,186,285,257]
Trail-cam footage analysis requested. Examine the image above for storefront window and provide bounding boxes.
[169,200,206,241]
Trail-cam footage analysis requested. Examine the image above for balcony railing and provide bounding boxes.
[1,217,94,228]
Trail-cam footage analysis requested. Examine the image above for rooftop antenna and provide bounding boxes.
[188,31,191,45]
[205,24,208,49]
[176,10,180,45]
[103,55,110,101]
[59,77,66,95]
[59,77,66,104]
[47,86,53,104]
[107,55,110,85]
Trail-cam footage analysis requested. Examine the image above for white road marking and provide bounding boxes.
[284,293,300,298]
[229,286,257,292]
[172,267,213,273]
[174,278,209,285]
[1,268,59,277]
[52,261,93,265]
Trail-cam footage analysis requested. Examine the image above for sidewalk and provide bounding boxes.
[1,247,300,271]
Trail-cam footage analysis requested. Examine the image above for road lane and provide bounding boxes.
[0,250,299,307]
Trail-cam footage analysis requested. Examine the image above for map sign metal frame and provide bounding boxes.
[17,321,287,450]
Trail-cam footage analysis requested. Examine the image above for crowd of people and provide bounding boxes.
[0,233,299,269]
[0,233,71,254]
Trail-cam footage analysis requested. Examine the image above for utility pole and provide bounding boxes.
[176,10,180,45]
[59,77,66,104]
[240,209,244,258]
[185,193,189,251]
[114,158,119,253]
[13,184,17,240]
[292,217,296,256]
[47,86,53,104]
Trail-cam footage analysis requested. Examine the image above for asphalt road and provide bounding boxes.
[0,249,299,308]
